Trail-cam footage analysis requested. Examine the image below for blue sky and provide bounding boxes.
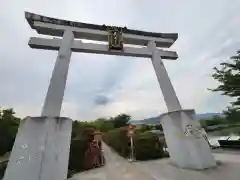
[0,0,239,121]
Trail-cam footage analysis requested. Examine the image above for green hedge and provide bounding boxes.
[103,127,130,158]
[68,138,89,174]
[0,162,7,179]
[67,123,96,178]
[134,132,165,160]
[104,128,166,161]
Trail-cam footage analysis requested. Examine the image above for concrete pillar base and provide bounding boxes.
[3,116,72,180]
[161,109,216,169]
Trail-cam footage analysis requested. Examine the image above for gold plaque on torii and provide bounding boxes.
[108,27,123,50]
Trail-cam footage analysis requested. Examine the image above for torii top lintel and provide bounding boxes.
[25,12,178,48]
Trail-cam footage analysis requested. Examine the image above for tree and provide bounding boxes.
[155,124,163,131]
[91,118,114,132]
[210,50,240,119]
[223,107,240,123]
[112,114,130,129]
[135,124,152,133]
[0,108,20,156]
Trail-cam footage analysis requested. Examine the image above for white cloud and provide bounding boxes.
[0,0,239,121]
[12,103,42,118]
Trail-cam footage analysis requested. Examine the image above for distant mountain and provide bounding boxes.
[196,113,223,120]
[128,112,223,125]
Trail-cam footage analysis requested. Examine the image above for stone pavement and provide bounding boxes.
[69,143,155,180]
[135,153,240,180]
[69,144,240,180]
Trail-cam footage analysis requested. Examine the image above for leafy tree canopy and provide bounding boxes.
[211,50,240,120]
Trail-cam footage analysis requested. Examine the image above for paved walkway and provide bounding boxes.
[69,144,240,180]
[135,153,240,180]
[69,143,155,180]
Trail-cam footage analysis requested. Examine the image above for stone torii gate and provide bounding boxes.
[3,12,216,180]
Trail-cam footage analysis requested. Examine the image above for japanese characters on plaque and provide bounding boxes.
[108,27,123,51]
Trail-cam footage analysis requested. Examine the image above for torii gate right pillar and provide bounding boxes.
[148,41,216,169]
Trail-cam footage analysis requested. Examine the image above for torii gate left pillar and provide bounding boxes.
[41,30,74,117]
[3,26,74,180]
[3,11,215,180]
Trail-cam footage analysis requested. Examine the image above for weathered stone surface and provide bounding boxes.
[3,116,72,180]
[70,143,240,180]
[69,143,154,180]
